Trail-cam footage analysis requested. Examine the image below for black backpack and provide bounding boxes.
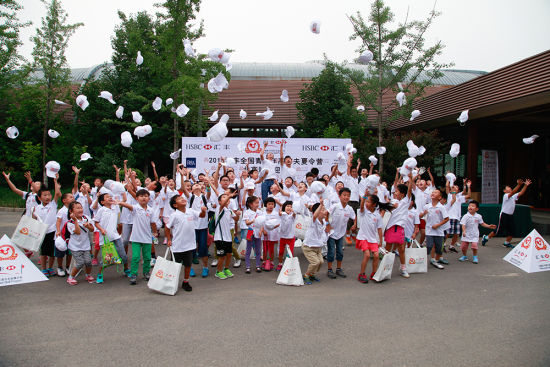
[189,194,208,209]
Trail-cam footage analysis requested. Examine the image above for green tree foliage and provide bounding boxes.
[339,0,452,173]
[19,141,41,174]
[30,0,83,184]
[296,61,362,138]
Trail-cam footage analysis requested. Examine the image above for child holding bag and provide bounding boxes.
[243,196,262,274]
[277,201,296,271]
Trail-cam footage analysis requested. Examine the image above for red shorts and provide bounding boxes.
[419,219,426,230]
[384,225,405,245]
[94,232,100,250]
[356,240,378,252]
[279,237,295,257]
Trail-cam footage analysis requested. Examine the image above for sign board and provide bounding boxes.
[481,150,499,204]
[0,235,48,287]
[503,229,550,273]
[181,137,352,180]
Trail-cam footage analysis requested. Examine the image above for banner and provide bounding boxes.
[181,137,352,180]
[481,150,499,204]
[0,235,48,287]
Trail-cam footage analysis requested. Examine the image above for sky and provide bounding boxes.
[16,0,550,72]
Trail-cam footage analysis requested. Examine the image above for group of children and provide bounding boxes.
[2,140,532,290]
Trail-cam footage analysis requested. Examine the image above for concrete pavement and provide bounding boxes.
[0,211,549,367]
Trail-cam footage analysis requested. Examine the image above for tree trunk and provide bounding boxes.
[42,93,51,186]
[172,117,179,178]
[377,15,384,175]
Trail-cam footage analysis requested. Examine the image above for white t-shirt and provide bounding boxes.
[423,202,449,237]
[67,217,92,251]
[262,159,277,180]
[404,207,420,239]
[214,207,236,242]
[242,209,260,237]
[279,212,296,239]
[161,188,179,219]
[263,211,281,241]
[34,201,58,233]
[22,191,40,217]
[357,209,383,243]
[73,192,91,218]
[343,174,360,202]
[328,202,356,239]
[447,193,466,220]
[385,196,411,229]
[268,192,287,212]
[501,193,519,215]
[167,209,201,252]
[94,206,121,244]
[414,187,430,211]
[377,184,389,203]
[56,206,69,233]
[189,194,209,229]
[280,165,296,183]
[129,204,154,243]
[120,190,136,225]
[460,212,484,242]
[304,218,327,247]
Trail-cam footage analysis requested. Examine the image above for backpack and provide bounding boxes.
[61,216,89,244]
[189,194,208,209]
[208,209,225,236]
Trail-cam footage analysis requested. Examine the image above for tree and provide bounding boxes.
[30,0,82,184]
[296,61,362,138]
[340,0,452,173]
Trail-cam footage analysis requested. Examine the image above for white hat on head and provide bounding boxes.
[45,161,60,178]
[6,126,19,139]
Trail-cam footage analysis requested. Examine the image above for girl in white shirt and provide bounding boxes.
[66,202,96,285]
[302,201,331,284]
[243,196,262,273]
[277,201,296,270]
[262,197,281,270]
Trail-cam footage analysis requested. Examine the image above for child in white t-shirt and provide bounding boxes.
[243,196,262,273]
[459,200,496,263]
[419,189,450,270]
[326,187,356,279]
[445,179,471,252]
[277,201,296,270]
[165,195,207,291]
[262,197,281,270]
[302,200,330,284]
[54,192,74,277]
[66,202,96,285]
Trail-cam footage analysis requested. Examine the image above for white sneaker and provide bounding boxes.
[430,259,444,269]
[57,267,66,277]
[233,259,241,268]
[211,259,218,267]
[150,258,156,267]
[400,269,410,278]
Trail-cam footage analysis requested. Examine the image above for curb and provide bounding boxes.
[0,207,24,213]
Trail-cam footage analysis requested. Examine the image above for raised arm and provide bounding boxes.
[53,174,62,202]
[279,141,284,166]
[212,162,221,189]
[151,161,159,183]
[2,171,25,197]
[114,165,121,182]
[313,200,324,221]
[463,179,471,199]
[260,141,267,161]
[517,179,532,198]
[346,153,353,176]
[406,173,413,199]
[508,179,523,198]
[72,166,81,194]
[356,158,361,173]
[427,167,434,187]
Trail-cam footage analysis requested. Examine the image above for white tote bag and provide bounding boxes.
[276,246,304,286]
[405,240,428,274]
[11,214,48,252]
[147,248,182,296]
[294,214,311,240]
[236,238,257,259]
[372,248,395,282]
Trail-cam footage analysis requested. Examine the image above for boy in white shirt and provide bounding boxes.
[213,193,240,280]
[445,178,471,252]
[2,171,41,217]
[482,179,531,248]
[419,189,450,269]
[326,188,356,279]
[165,195,207,291]
[343,156,360,245]
[459,200,496,264]
[54,192,74,277]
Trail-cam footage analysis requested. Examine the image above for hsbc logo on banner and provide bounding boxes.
[203,144,212,150]
[302,145,339,151]
[320,146,329,151]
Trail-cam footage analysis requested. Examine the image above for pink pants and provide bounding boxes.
[461,241,478,251]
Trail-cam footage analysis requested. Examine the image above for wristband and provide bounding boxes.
[362,196,368,199]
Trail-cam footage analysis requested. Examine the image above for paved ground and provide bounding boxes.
[1,211,549,367]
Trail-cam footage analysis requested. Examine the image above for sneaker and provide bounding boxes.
[47,268,56,277]
[370,271,375,280]
[124,269,131,277]
[42,269,50,277]
[400,269,410,278]
[303,276,312,285]
[66,277,78,285]
[150,258,156,267]
[503,243,514,248]
[96,274,104,284]
[192,257,199,265]
[201,267,209,278]
[85,275,95,283]
[443,246,448,253]
[449,246,459,253]
[357,273,368,284]
[182,281,192,292]
[256,267,262,273]
[143,272,150,280]
[57,267,66,277]
[215,271,227,280]
[481,235,489,246]
[438,259,449,265]
[91,258,99,266]
[345,236,352,245]
[245,268,251,274]
[472,256,479,264]
[211,259,218,267]
[430,259,444,269]
[459,255,468,262]
[276,264,283,271]
[163,237,167,245]
[129,275,137,285]
[335,269,347,278]
[327,269,337,279]
[233,259,241,268]
[224,268,234,278]
[64,268,71,275]
[309,275,321,282]
[234,237,240,244]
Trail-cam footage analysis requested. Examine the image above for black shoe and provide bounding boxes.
[256,267,262,273]
[245,268,251,274]
[182,282,192,292]
[309,275,321,282]
[449,246,459,253]
[143,272,150,281]
[129,275,137,285]
[327,270,337,279]
[335,269,347,278]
